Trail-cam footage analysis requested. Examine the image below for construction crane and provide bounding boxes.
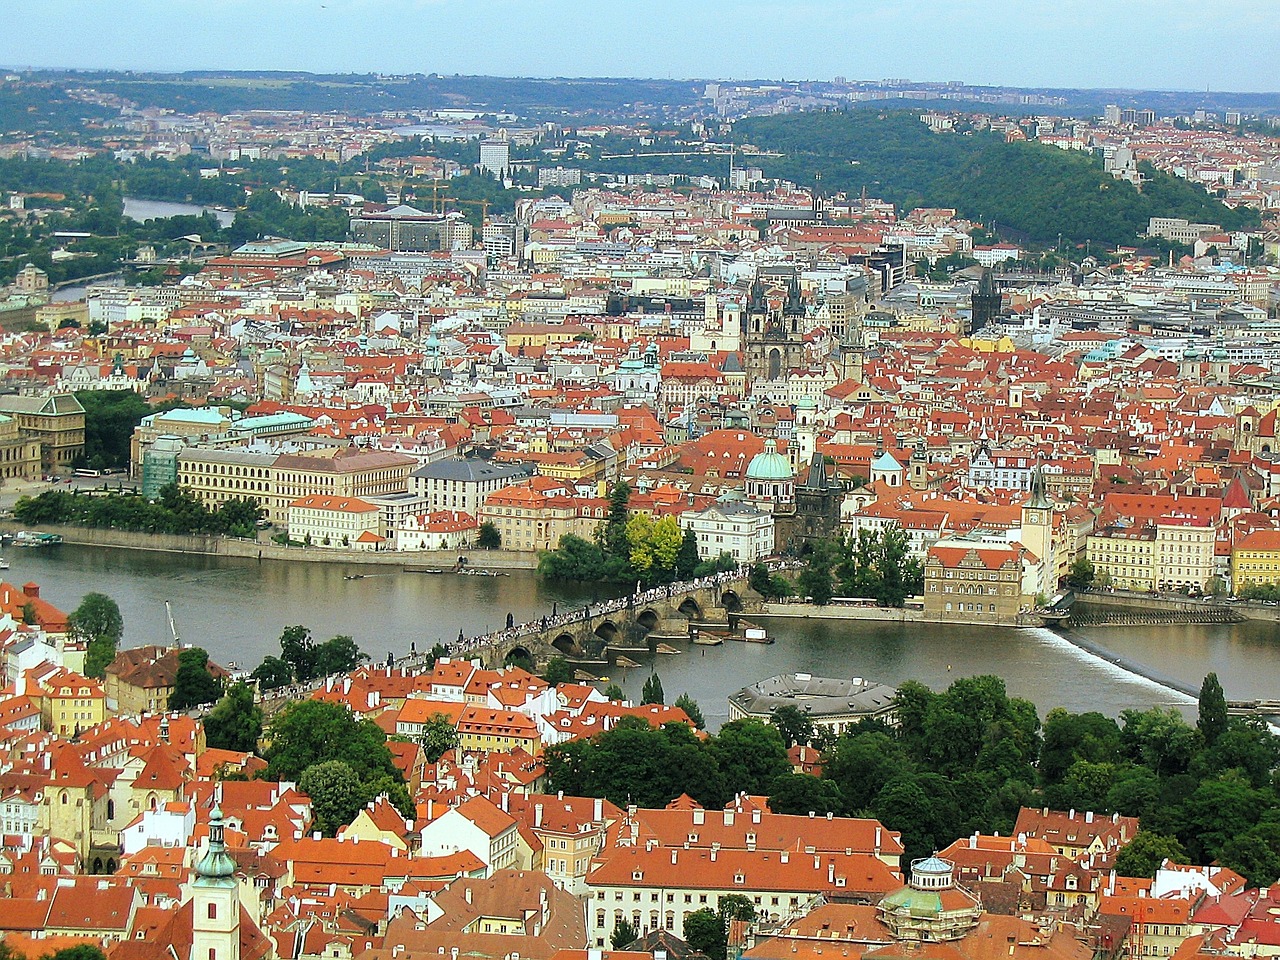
[165,600,181,647]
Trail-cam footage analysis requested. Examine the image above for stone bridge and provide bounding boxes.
[483,575,761,670]
[253,574,762,714]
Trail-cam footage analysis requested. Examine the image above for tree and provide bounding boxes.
[1198,672,1228,747]
[477,521,502,549]
[628,514,682,585]
[770,705,815,748]
[279,624,317,682]
[68,592,124,679]
[45,948,108,960]
[676,528,701,580]
[1113,831,1188,879]
[542,657,575,687]
[709,719,791,797]
[604,683,624,701]
[250,655,294,691]
[1067,556,1096,589]
[168,647,221,710]
[312,635,366,677]
[769,773,844,816]
[610,918,638,951]
[641,673,665,705]
[683,909,724,960]
[1218,820,1280,888]
[264,699,402,785]
[675,692,705,729]
[418,713,460,763]
[203,682,262,754]
[823,731,913,814]
[299,760,365,836]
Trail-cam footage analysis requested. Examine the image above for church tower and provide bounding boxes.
[1021,462,1055,594]
[909,440,930,491]
[969,268,1002,335]
[744,274,807,384]
[190,806,241,960]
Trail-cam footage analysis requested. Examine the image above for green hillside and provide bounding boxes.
[734,111,1256,247]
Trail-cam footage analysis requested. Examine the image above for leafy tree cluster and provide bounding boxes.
[538,481,707,587]
[168,646,223,710]
[545,715,790,810]
[75,391,193,470]
[758,671,1280,885]
[792,528,924,607]
[265,699,411,835]
[733,110,1257,248]
[68,591,124,679]
[249,625,368,690]
[203,682,263,754]
[13,484,262,537]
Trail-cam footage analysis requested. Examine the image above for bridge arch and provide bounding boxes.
[552,633,580,656]
[721,589,743,613]
[677,597,703,620]
[505,645,534,669]
[636,609,660,631]
[594,620,621,644]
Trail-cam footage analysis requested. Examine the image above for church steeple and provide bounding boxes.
[190,805,241,960]
[194,805,236,884]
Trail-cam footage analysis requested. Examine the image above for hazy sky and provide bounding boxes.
[9,0,1278,92]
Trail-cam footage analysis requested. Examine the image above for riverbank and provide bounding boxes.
[758,602,924,623]
[0,520,540,570]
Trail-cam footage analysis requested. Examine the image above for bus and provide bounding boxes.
[73,469,102,478]
[830,597,881,608]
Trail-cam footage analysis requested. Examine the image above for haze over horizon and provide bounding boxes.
[12,0,1280,95]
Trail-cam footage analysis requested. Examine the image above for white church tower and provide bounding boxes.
[190,806,241,960]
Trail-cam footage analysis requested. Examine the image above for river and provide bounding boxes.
[9,543,1237,728]
[122,197,235,229]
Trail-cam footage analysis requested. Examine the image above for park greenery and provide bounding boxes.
[13,484,263,537]
[249,625,368,690]
[546,670,1280,885]
[732,110,1258,248]
[75,391,185,471]
[748,528,924,606]
[538,481,735,587]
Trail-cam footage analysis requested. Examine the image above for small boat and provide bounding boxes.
[741,620,772,644]
[692,634,724,646]
[615,655,641,669]
[655,643,682,655]
[0,557,9,570]
[344,574,367,581]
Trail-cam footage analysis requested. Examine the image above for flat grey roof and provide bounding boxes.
[728,673,898,719]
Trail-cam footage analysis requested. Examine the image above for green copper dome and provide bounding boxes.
[746,439,793,482]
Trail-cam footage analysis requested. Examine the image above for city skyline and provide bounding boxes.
[10,0,1280,94]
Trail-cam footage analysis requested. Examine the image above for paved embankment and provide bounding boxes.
[0,521,539,570]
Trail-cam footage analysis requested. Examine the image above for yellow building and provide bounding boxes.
[1088,516,1215,592]
[1232,529,1280,590]
[0,412,43,482]
[177,447,277,517]
[27,666,107,736]
[503,322,591,351]
[923,538,1025,624]
[0,393,85,475]
[456,705,542,756]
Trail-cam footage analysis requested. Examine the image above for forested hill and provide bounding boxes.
[734,111,1257,247]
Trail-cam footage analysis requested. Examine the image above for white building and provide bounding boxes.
[680,501,775,563]
[287,494,384,550]
[479,139,511,179]
[418,795,519,875]
[410,458,535,517]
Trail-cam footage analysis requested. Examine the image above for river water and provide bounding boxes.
[9,544,1246,728]
[122,197,234,229]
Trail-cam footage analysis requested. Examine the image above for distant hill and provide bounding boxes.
[734,110,1257,247]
